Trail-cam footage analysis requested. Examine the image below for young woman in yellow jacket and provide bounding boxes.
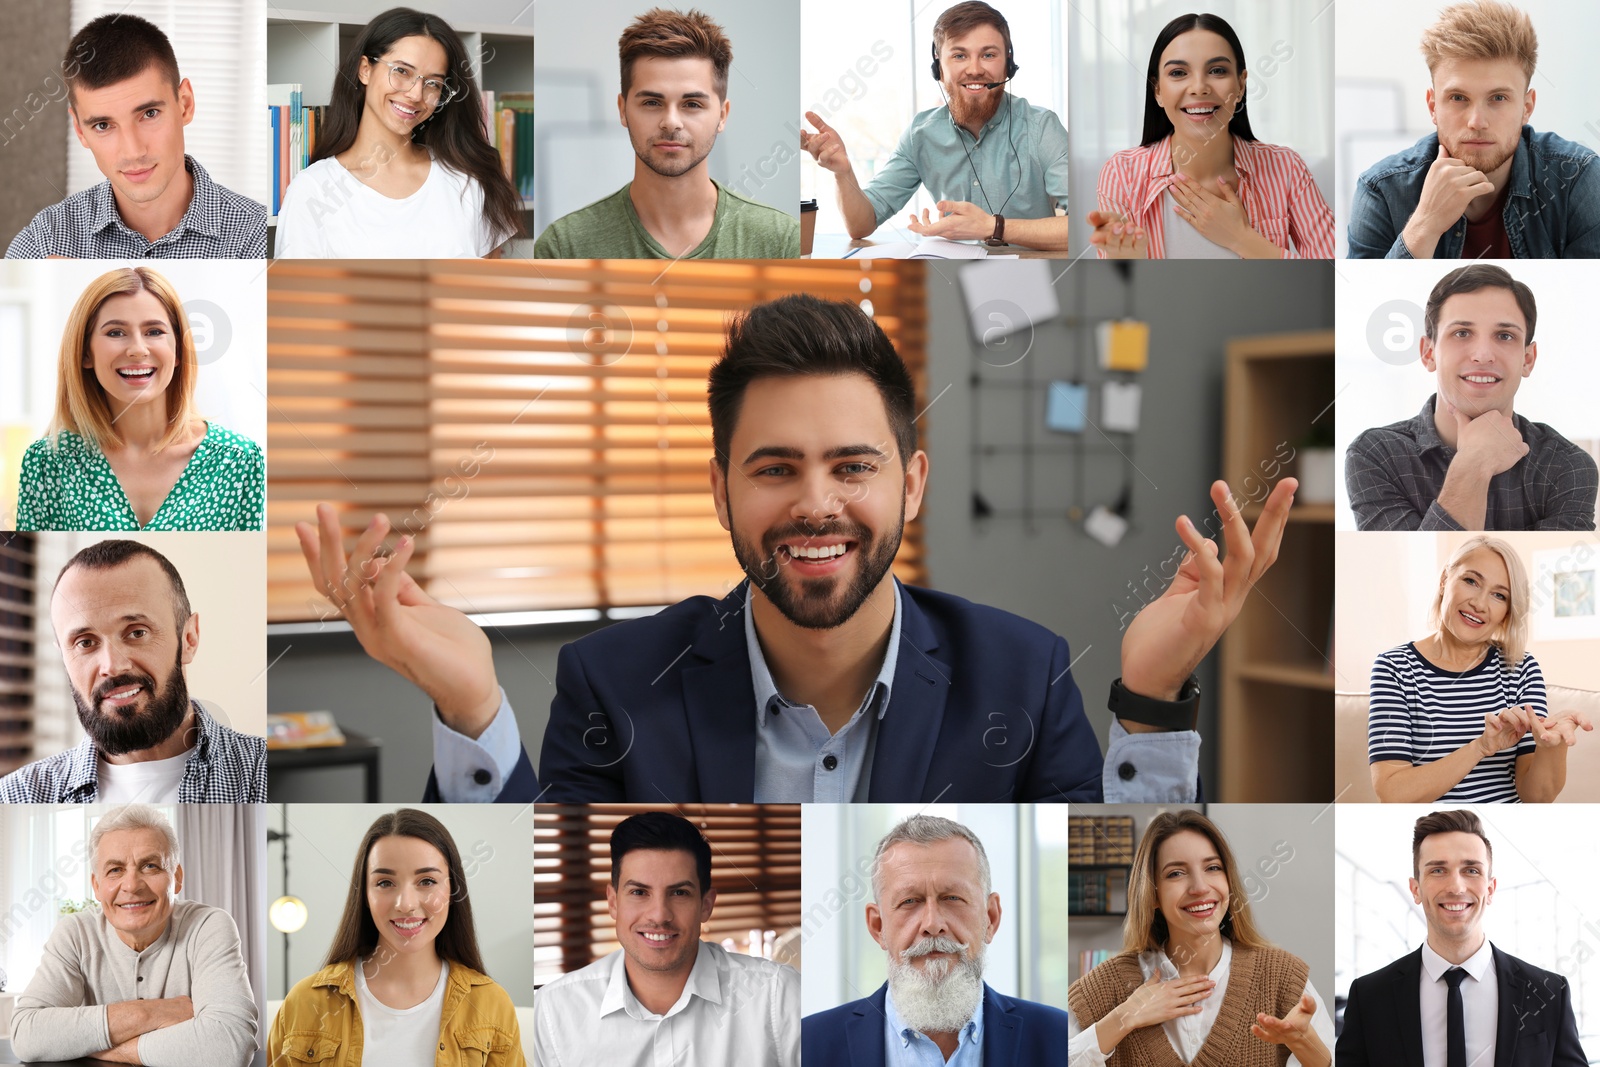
[268,809,524,1066]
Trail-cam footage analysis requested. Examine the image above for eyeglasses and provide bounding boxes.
[366,56,458,107]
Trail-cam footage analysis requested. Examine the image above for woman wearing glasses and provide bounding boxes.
[274,8,523,258]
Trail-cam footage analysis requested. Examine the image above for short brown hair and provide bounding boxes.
[64,14,182,110]
[1412,809,1494,878]
[1423,263,1537,343]
[933,2,1013,56]
[1420,0,1538,84]
[618,8,732,100]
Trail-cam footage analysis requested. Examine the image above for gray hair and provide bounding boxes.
[91,804,180,871]
[870,815,992,902]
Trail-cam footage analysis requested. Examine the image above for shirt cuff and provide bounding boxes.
[1102,719,1200,802]
[431,688,521,802]
[1420,502,1465,531]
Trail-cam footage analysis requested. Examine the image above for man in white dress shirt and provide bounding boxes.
[1337,808,1586,1066]
[532,811,800,1066]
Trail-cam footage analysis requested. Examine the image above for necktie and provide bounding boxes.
[1444,966,1468,1067]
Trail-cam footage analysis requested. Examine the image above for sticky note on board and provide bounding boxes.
[1101,381,1142,433]
[1045,381,1088,432]
[1097,320,1150,371]
[1085,505,1129,546]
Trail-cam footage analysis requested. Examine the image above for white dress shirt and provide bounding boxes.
[533,940,800,1067]
[1065,940,1334,1065]
[1420,939,1498,1067]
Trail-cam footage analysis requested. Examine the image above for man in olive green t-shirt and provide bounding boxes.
[534,9,799,260]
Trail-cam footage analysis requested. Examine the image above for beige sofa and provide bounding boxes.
[1336,685,1600,802]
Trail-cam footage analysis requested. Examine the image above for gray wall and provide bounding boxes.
[0,4,70,244]
[266,261,1332,795]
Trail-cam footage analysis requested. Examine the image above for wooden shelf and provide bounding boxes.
[1237,661,1335,691]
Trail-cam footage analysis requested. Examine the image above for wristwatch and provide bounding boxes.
[1108,675,1201,730]
[985,213,1006,246]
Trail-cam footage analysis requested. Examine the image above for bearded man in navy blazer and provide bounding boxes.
[298,293,1297,804]
[1336,809,1587,1066]
[804,814,1068,1065]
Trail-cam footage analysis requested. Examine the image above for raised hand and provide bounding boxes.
[1531,709,1595,749]
[1252,993,1330,1066]
[294,504,501,736]
[800,111,853,175]
[1087,208,1148,259]
[906,200,993,241]
[1120,479,1297,705]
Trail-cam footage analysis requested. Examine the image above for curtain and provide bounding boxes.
[177,804,267,1044]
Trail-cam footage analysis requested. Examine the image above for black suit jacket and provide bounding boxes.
[1337,944,1587,1066]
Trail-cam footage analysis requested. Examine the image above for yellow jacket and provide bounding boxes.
[268,958,525,1067]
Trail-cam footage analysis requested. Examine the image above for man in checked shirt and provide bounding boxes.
[1346,264,1597,531]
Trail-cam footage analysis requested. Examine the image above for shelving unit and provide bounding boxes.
[1218,330,1336,801]
[264,10,535,252]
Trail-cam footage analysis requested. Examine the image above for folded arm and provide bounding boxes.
[135,911,259,1067]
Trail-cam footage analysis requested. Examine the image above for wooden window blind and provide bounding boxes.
[267,260,928,622]
[0,533,38,776]
[532,803,801,988]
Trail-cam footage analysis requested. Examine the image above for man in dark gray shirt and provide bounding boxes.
[1346,264,1597,531]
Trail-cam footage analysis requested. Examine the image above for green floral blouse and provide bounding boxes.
[16,423,265,531]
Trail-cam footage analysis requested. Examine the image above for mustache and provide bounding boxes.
[904,936,969,960]
[93,671,158,707]
[763,521,872,547]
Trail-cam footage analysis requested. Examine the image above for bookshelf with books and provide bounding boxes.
[1068,815,1134,919]
[265,10,535,250]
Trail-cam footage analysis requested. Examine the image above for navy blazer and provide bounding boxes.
[803,982,1069,1066]
[423,745,538,803]
[537,580,1120,802]
[1336,944,1587,1066]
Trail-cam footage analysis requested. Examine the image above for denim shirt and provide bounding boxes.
[1347,127,1600,258]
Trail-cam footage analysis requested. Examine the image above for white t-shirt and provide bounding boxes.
[354,956,449,1067]
[97,751,188,802]
[276,155,500,259]
[1161,191,1241,259]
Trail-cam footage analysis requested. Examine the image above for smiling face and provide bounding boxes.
[938,25,1008,129]
[1437,545,1512,647]
[1152,28,1245,142]
[70,66,194,211]
[359,35,451,139]
[92,826,182,951]
[606,848,714,983]
[618,55,728,179]
[85,289,179,416]
[1427,57,1534,178]
[1411,830,1495,956]
[366,834,451,962]
[711,373,926,631]
[1153,830,1231,949]
[1420,286,1536,419]
[52,556,198,757]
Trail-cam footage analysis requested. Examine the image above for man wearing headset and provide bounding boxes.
[801,1,1069,251]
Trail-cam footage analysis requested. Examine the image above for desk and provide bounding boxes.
[267,727,381,802]
[808,233,1072,260]
[0,1039,265,1067]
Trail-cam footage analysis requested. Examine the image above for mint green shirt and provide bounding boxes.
[16,422,265,531]
[534,180,800,259]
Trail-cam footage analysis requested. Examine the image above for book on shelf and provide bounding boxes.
[267,710,347,749]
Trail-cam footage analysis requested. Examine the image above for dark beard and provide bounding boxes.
[72,650,191,757]
[947,83,1004,131]
[730,507,904,631]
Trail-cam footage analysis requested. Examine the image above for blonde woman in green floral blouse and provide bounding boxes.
[16,266,264,531]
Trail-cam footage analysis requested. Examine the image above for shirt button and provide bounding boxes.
[473,769,491,785]
[1118,761,1137,781]
[973,180,979,186]
[822,754,839,771]
[137,976,143,982]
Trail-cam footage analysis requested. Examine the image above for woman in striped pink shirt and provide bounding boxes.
[1089,13,1333,259]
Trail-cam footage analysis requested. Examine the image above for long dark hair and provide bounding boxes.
[322,808,487,974]
[1140,13,1258,147]
[313,7,523,243]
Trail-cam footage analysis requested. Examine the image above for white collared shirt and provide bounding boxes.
[1065,940,1334,1066]
[1420,939,1498,1067]
[533,940,800,1067]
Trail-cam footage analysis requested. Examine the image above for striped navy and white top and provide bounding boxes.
[1368,643,1545,804]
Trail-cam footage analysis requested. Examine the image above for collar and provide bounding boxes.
[86,154,220,241]
[938,95,1014,141]
[884,980,983,1050]
[1421,938,1495,984]
[60,700,216,801]
[598,941,722,1021]
[1136,134,1255,213]
[1146,936,1232,980]
[1409,395,1450,455]
[744,578,901,723]
[1506,127,1533,199]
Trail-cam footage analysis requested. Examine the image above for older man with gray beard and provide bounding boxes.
[802,815,1070,1065]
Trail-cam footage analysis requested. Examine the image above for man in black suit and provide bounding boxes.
[1336,809,1586,1066]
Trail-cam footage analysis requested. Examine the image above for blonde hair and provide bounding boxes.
[51,266,199,453]
[1421,0,1538,83]
[1123,810,1271,956]
[1428,535,1529,668]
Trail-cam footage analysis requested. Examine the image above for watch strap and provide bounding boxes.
[1109,675,1201,730]
[986,213,1006,246]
